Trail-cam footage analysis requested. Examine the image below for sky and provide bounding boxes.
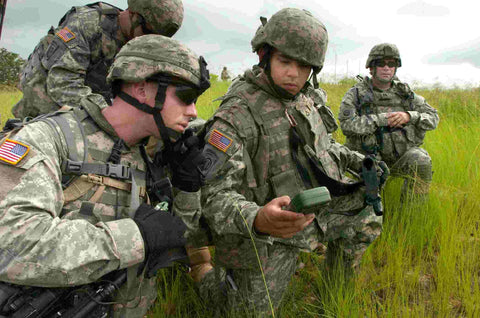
[1,0,480,88]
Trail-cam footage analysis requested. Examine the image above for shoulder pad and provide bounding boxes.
[307,87,328,106]
[394,80,413,97]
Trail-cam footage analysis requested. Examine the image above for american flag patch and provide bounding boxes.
[208,129,233,153]
[0,139,30,165]
[56,27,76,42]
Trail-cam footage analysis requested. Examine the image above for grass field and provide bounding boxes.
[1,78,479,317]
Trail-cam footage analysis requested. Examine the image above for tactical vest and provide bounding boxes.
[350,79,421,163]
[2,106,147,223]
[218,83,343,207]
[19,2,121,107]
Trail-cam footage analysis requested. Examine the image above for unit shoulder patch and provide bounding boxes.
[0,139,30,165]
[56,27,76,43]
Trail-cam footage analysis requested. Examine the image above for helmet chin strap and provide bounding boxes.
[116,84,174,153]
[259,45,316,99]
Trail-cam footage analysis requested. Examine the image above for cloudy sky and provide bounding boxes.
[1,0,480,88]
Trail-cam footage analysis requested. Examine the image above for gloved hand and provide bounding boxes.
[169,128,207,192]
[133,204,187,276]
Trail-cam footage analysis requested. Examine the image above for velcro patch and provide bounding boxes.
[0,139,30,165]
[56,27,76,42]
[208,129,233,153]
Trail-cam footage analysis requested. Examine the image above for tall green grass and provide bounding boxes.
[1,79,479,317]
[0,85,21,128]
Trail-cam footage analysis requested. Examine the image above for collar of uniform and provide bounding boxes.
[81,95,119,138]
[246,67,295,101]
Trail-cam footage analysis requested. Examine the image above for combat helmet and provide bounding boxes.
[128,0,184,37]
[251,8,328,71]
[108,34,209,92]
[366,43,402,68]
[108,34,210,148]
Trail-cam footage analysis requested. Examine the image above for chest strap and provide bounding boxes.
[63,173,147,203]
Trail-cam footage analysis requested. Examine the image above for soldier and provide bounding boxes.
[192,8,384,315]
[0,34,210,317]
[221,66,230,81]
[11,0,184,120]
[338,43,439,201]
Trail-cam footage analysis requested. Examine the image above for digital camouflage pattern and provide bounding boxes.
[12,0,185,120]
[0,95,201,317]
[199,66,382,314]
[128,0,183,37]
[366,43,402,68]
[339,76,439,196]
[251,8,328,69]
[107,34,205,88]
[12,2,126,119]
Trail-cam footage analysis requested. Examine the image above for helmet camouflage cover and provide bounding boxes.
[251,8,328,70]
[366,43,402,68]
[107,34,208,90]
[128,0,184,37]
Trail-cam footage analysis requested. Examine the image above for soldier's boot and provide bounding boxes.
[186,246,214,283]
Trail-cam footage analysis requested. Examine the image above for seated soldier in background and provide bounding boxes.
[339,43,439,202]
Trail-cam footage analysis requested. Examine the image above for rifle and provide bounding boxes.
[0,271,126,318]
[360,155,389,216]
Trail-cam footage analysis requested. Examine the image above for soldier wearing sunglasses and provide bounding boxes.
[0,35,210,317]
[12,0,184,120]
[339,43,439,202]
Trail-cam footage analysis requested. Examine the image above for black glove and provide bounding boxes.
[133,204,187,276]
[169,128,207,192]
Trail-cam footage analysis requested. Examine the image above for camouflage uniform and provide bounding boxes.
[12,0,184,120]
[0,34,206,317]
[339,44,439,198]
[199,64,383,313]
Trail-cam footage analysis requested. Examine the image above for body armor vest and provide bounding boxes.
[19,2,121,107]
[350,79,422,164]
[61,2,121,103]
[219,83,343,207]
[39,107,146,223]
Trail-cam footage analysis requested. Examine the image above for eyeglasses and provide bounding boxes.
[375,60,398,68]
[138,14,154,35]
[173,84,202,105]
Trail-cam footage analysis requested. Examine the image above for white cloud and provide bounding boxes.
[1,0,479,87]
[397,0,450,16]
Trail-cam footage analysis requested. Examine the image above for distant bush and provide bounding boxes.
[209,73,219,82]
[0,47,25,85]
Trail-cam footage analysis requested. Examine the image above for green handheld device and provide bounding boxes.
[286,186,331,214]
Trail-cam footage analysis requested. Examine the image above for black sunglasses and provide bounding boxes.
[174,84,201,105]
[375,60,398,68]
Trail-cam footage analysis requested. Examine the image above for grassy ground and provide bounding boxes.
[1,78,479,317]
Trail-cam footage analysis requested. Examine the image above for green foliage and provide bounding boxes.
[0,47,25,85]
[0,87,20,128]
[209,73,219,83]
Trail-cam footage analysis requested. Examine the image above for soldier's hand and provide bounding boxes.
[254,196,315,238]
[386,112,410,128]
[133,204,187,275]
[170,128,206,192]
